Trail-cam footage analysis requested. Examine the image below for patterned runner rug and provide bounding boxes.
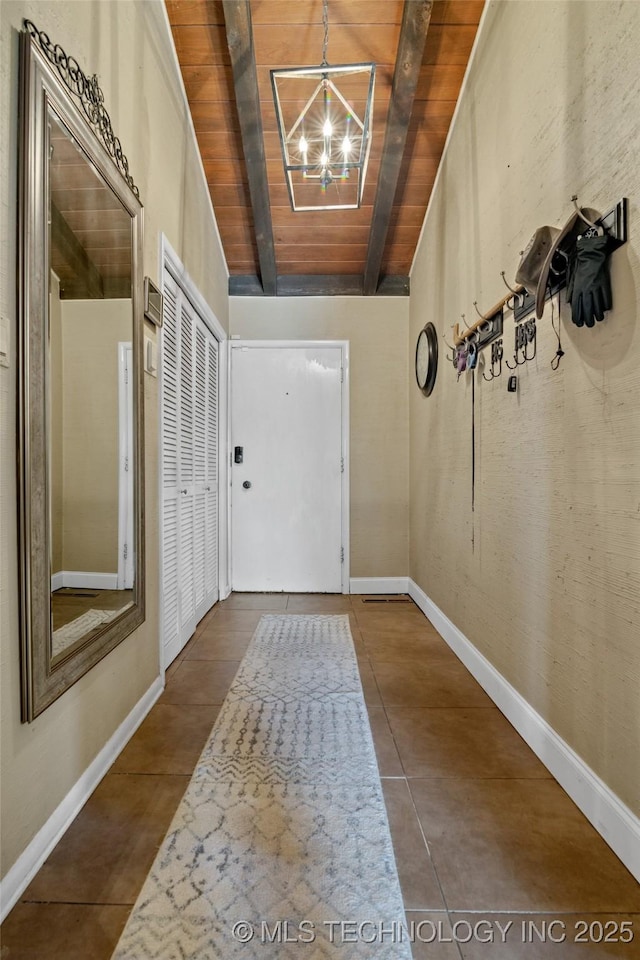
[111,614,412,958]
[52,608,120,656]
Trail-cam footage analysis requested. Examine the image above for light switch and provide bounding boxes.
[0,316,9,368]
[144,335,157,377]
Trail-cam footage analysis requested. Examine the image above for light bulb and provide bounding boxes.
[323,118,332,137]
[341,136,351,155]
[299,136,308,154]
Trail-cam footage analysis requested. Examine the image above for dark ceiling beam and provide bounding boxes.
[229,275,410,297]
[222,1,277,296]
[363,0,433,296]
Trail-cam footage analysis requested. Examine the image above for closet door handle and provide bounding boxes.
[180,488,187,494]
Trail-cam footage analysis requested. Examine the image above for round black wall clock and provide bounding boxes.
[415,322,438,396]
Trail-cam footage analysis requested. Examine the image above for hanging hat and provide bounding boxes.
[515,225,560,299]
[534,207,600,319]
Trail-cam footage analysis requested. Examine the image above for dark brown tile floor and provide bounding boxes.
[2,594,639,959]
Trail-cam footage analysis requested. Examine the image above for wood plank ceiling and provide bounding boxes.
[50,113,132,300]
[166,0,484,296]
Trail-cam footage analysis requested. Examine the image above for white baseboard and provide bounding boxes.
[350,577,409,595]
[51,571,119,591]
[50,571,64,591]
[0,675,164,923]
[408,578,640,884]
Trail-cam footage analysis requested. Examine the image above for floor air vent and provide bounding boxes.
[54,590,100,598]
[361,596,413,603]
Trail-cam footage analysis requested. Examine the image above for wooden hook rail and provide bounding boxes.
[453,284,525,346]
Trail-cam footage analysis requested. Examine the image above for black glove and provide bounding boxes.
[567,234,615,328]
[565,243,577,305]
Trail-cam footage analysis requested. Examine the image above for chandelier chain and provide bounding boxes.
[321,0,329,65]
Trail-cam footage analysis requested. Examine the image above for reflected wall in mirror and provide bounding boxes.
[19,22,145,720]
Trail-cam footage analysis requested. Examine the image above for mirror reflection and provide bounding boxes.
[48,108,135,659]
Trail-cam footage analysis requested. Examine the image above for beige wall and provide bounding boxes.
[410,0,640,814]
[58,299,131,574]
[230,297,410,578]
[1,0,228,878]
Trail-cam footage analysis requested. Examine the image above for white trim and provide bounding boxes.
[229,340,350,594]
[340,342,350,594]
[409,0,493,277]
[51,571,64,591]
[0,676,164,923]
[50,571,118,591]
[160,236,227,343]
[408,578,640,884]
[350,577,409,595]
[217,337,231,599]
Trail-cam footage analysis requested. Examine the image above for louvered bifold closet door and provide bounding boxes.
[193,320,208,621]
[204,334,219,609]
[161,275,180,661]
[178,296,197,644]
[162,266,221,667]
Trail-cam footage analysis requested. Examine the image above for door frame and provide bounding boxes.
[229,340,350,594]
[158,235,230,673]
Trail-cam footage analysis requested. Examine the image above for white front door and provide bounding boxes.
[231,344,346,593]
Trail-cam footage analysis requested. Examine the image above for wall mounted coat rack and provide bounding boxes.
[450,197,627,380]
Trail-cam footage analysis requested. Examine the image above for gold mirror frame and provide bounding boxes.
[18,23,145,721]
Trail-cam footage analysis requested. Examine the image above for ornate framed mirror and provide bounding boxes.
[18,22,145,720]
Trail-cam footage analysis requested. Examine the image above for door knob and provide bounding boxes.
[242,480,252,489]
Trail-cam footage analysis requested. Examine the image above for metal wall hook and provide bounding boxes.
[549,246,569,278]
[500,272,525,310]
[457,313,472,341]
[505,293,518,312]
[571,195,599,231]
[482,338,503,381]
[442,330,456,354]
[505,352,525,370]
[500,271,519,295]
[523,318,537,361]
[478,351,491,381]
[506,324,527,368]
[473,301,484,318]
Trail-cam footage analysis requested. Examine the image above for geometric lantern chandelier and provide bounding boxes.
[270,0,375,212]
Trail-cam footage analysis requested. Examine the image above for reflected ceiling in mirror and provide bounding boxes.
[49,111,132,299]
